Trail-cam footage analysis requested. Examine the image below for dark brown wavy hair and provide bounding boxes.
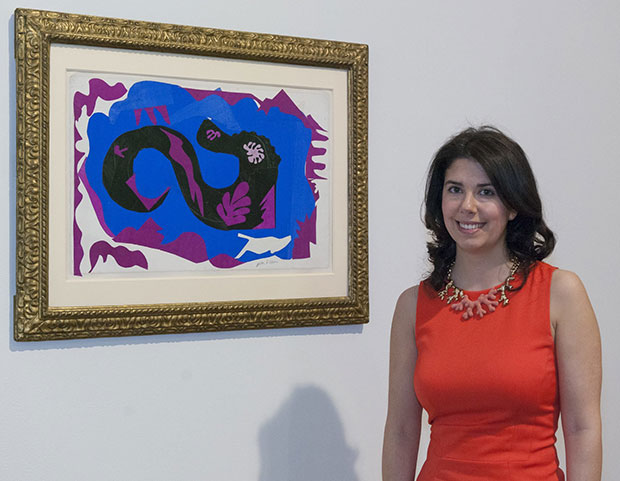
[424,126,556,290]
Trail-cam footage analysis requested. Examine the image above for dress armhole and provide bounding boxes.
[414,282,427,351]
[546,263,560,345]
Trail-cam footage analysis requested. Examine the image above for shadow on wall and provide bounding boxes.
[258,385,359,481]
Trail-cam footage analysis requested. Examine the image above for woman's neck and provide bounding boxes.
[451,249,513,291]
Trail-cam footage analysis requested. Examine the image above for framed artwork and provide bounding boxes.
[14,8,369,340]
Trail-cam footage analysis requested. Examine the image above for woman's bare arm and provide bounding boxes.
[552,270,602,481]
[382,286,422,481]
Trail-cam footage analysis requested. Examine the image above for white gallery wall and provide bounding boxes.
[1,1,619,480]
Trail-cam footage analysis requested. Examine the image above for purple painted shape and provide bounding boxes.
[185,88,261,106]
[73,78,127,120]
[254,186,275,229]
[257,90,328,202]
[231,181,250,204]
[77,162,114,238]
[73,78,127,277]
[89,240,148,272]
[145,107,157,124]
[311,122,329,142]
[306,146,327,180]
[259,90,327,134]
[125,174,169,210]
[156,105,171,124]
[160,129,205,215]
[114,218,208,263]
[304,146,327,201]
[134,106,170,125]
[74,151,85,277]
[312,131,328,141]
[292,208,317,259]
[114,145,128,158]
[209,253,243,269]
[216,182,251,226]
[305,114,326,133]
[163,232,208,262]
[205,129,221,141]
[258,90,305,120]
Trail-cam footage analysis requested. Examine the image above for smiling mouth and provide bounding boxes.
[457,221,485,231]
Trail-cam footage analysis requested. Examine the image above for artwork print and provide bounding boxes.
[72,76,330,277]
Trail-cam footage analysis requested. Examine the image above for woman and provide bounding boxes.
[382,127,601,481]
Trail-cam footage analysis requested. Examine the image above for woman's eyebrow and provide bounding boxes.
[443,180,494,187]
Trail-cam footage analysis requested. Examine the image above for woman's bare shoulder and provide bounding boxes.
[392,284,420,330]
[396,284,419,311]
[399,284,420,303]
[550,268,588,303]
[550,268,595,328]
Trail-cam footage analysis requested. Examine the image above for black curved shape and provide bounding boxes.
[102,119,281,230]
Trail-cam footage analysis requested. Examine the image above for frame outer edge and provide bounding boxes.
[14,8,370,341]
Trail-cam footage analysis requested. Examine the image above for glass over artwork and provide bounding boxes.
[72,76,331,278]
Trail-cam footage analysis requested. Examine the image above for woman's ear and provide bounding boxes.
[508,210,517,221]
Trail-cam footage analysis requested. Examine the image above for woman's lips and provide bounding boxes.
[456,221,485,233]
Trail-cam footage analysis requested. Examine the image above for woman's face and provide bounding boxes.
[441,158,516,256]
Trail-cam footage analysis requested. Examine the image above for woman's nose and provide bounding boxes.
[460,192,477,213]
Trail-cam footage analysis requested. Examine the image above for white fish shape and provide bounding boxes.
[235,233,292,259]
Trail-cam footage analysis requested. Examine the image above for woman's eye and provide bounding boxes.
[447,185,461,193]
[479,188,495,196]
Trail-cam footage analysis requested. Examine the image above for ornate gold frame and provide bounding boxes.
[14,8,369,341]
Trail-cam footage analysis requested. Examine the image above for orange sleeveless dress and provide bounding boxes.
[414,261,564,480]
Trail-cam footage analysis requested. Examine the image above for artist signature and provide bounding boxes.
[255,258,280,268]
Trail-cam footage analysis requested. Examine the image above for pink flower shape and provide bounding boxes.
[243,141,265,164]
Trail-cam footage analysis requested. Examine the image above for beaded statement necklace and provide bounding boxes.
[438,261,520,320]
